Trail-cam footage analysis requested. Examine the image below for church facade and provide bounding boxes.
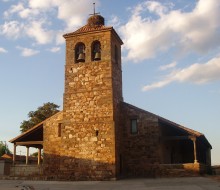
[10,14,212,180]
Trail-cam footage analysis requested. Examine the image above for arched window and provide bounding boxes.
[75,42,85,63]
[92,41,101,61]
[115,45,118,64]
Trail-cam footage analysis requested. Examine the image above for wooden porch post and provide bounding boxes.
[191,136,198,163]
[13,144,16,165]
[26,146,29,165]
[38,148,41,165]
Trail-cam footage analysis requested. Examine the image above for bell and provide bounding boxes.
[77,53,85,62]
[94,52,101,61]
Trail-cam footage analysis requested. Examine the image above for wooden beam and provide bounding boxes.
[162,136,191,141]
[15,141,43,146]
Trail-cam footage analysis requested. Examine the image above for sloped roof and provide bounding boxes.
[122,102,212,148]
[158,115,203,137]
[63,24,123,45]
[9,111,63,144]
[9,121,43,144]
[66,24,112,35]
[1,153,38,161]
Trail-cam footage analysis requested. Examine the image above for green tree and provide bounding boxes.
[31,151,44,157]
[20,102,60,133]
[0,141,11,156]
[30,152,38,157]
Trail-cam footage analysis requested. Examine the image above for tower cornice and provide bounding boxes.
[63,26,123,45]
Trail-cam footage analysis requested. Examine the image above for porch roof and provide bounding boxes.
[122,102,212,149]
[158,117,212,148]
[10,123,43,143]
[9,122,43,148]
[9,111,62,148]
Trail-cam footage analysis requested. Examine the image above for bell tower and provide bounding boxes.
[61,12,123,180]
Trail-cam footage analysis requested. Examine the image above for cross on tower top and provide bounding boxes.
[87,3,104,27]
[90,3,100,16]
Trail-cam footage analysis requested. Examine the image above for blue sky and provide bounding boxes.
[0,0,220,165]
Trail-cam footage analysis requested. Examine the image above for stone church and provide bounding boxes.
[9,13,212,180]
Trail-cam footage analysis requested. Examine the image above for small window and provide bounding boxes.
[58,123,62,137]
[75,42,85,63]
[131,119,138,134]
[95,130,99,137]
[92,41,101,61]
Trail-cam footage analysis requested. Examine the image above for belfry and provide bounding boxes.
[59,11,123,179]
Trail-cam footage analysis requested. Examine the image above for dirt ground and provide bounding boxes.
[1,176,220,190]
[209,175,220,182]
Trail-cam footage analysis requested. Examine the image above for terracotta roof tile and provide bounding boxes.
[63,24,112,37]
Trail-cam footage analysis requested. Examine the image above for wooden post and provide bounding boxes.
[13,144,16,165]
[38,148,41,165]
[26,147,29,165]
[191,136,198,163]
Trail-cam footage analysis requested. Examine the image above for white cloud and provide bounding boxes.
[25,20,53,44]
[159,62,177,71]
[120,0,220,62]
[55,31,65,45]
[3,3,40,20]
[48,47,60,53]
[0,21,24,39]
[142,56,220,91]
[145,1,170,16]
[28,0,52,9]
[3,3,24,18]
[142,79,173,91]
[19,8,39,19]
[1,0,99,44]
[28,0,96,30]
[0,47,8,53]
[107,15,121,27]
[16,46,39,57]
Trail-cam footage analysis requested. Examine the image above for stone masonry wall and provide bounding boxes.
[10,165,43,177]
[43,111,63,179]
[120,103,161,177]
[58,122,115,180]
[63,61,114,123]
[158,163,207,177]
[110,33,123,177]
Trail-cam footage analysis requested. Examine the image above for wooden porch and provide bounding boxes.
[9,122,44,166]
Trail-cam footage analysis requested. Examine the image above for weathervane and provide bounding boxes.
[90,3,100,16]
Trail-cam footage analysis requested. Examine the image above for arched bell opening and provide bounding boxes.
[92,41,101,61]
[75,42,85,63]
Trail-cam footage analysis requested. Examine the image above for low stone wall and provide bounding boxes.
[212,166,220,175]
[158,163,210,177]
[10,165,43,177]
[0,160,12,176]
